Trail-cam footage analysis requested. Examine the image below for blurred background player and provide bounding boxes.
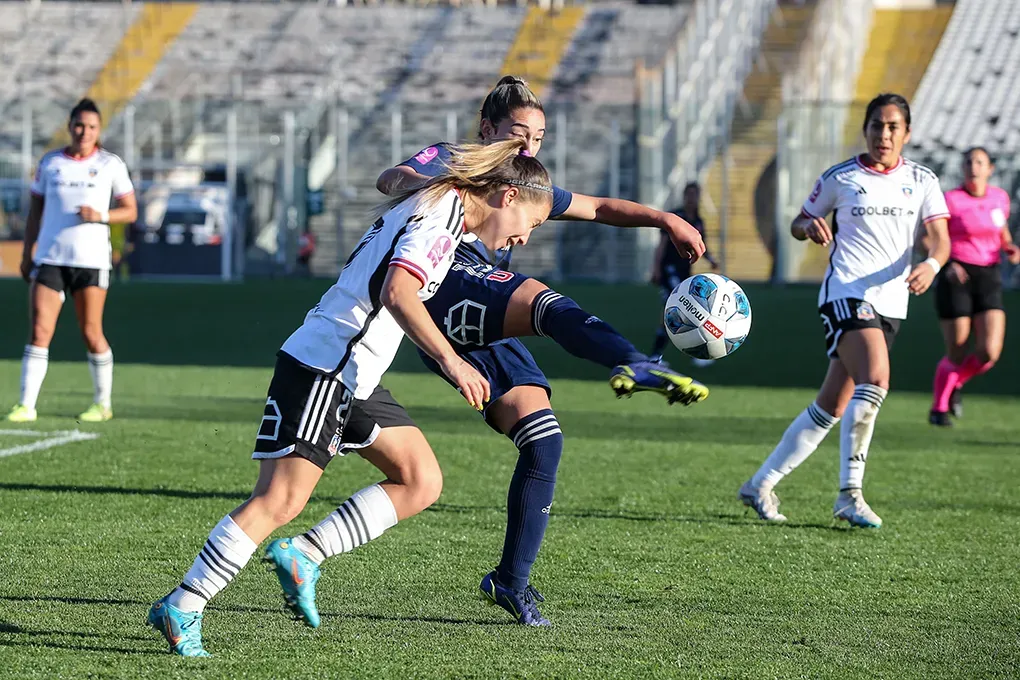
[148,140,551,657]
[739,93,949,528]
[6,98,136,423]
[929,147,1020,426]
[649,180,719,364]
[376,76,708,626]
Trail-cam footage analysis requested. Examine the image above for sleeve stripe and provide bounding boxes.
[30,190,43,197]
[389,259,428,286]
[923,213,950,224]
[800,207,821,219]
[114,190,135,199]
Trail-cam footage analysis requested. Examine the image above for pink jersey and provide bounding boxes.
[944,185,1011,266]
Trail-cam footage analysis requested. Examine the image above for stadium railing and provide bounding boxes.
[635,0,774,275]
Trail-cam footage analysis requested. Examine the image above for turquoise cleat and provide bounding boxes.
[263,538,321,628]
[147,595,210,657]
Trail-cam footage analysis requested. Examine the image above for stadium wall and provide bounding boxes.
[1,278,1016,397]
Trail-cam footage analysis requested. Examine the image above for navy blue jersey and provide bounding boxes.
[400,143,572,268]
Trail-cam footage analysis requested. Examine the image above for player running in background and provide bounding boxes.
[649,181,719,363]
[148,140,553,657]
[929,147,1019,427]
[739,93,949,528]
[374,76,708,626]
[6,99,136,423]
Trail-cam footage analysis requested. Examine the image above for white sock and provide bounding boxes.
[20,345,49,410]
[840,384,888,490]
[168,515,258,613]
[87,350,113,409]
[751,402,839,489]
[292,484,398,566]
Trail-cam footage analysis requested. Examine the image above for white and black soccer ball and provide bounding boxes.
[664,274,751,360]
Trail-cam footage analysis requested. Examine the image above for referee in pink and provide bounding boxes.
[930,147,1020,426]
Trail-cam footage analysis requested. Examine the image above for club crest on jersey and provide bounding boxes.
[414,146,439,164]
[427,235,453,266]
[855,301,876,321]
[88,167,98,178]
[901,185,913,197]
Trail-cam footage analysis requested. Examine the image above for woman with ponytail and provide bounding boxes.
[148,139,553,657]
[373,75,710,626]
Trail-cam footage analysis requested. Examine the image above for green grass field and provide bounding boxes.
[1,280,1018,678]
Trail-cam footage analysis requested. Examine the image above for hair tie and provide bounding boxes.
[519,149,532,157]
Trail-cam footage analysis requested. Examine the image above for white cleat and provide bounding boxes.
[833,489,882,528]
[738,480,787,522]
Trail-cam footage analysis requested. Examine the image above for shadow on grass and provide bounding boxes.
[0,482,844,531]
[0,617,163,656]
[0,595,508,628]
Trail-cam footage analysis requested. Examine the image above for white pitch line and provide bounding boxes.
[0,429,100,458]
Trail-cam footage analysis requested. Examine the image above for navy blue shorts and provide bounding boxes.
[421,262,550,430]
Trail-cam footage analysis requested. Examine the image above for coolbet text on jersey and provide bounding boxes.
[802,156,950,319]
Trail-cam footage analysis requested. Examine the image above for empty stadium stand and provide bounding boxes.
[912,0,1020,156]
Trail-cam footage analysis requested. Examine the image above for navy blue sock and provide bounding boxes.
[531,289,646,368]
[496,409,564,592]
[651,325,669,356]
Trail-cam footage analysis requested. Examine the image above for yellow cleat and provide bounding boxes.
[78,403,113,422]
[5,404,38,422]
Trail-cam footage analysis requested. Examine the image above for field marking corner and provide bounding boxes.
[0,428,101,459]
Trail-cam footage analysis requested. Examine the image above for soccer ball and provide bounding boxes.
[664,274,751,359]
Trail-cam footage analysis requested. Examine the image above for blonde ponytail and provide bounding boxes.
[374,138,552,218]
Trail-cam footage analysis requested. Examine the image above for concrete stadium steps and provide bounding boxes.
[500,7,586,98]
[49,3,197,149]
[308,5,685,278]
[850,7,954,109]
[0,2,137,156]
[703,4,816,282]
[799,5,953,280]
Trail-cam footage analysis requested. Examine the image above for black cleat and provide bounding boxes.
[929,410,953,428]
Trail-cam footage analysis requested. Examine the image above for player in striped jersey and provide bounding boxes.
[375,77,709,625]
[739,93,950,528]
[147,140,553,657]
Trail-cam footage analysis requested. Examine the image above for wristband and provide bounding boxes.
[924,257,941,275]
[100,210,110,224]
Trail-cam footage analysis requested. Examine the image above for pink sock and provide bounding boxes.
[956,355,994,386]
[932,356,959,412]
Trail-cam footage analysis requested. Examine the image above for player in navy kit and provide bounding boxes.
[376,77,709,625]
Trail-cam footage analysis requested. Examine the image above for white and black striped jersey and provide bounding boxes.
[280,190,464,399]
[30,148,134,270]
[802,155,949,319]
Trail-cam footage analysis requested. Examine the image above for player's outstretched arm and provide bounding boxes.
[377,166,430,195]
[381,266,490,409]
[557,193,705,263]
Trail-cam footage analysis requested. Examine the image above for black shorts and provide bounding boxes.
[251,353,416,470]
[32,264,109,295]
[934,261,1004,319]
[819,298,901,359]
